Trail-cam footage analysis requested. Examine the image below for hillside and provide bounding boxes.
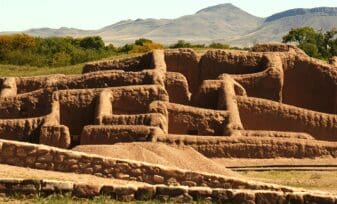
[2,4,337,46]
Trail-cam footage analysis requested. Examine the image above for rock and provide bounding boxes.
[255,191,286,204]
[73,184,101,198]
[41,180,73,193]
[303,194,335,204]
[153,175,164,184]
[181,181,197,187]
[135,186,156,201]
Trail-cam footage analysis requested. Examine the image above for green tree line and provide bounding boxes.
[0,35,165,67]
[282,27,337,60]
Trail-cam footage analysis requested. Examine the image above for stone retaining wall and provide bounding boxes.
[0,139,293,192]
[0,178,335,203]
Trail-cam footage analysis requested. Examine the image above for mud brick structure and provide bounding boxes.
[0,44,337,201]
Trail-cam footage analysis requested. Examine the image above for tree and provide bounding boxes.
[79,36,105,50]
[282,27,337,59]
[135,38,152,46]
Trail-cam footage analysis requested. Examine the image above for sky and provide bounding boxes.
[0,0,337,31]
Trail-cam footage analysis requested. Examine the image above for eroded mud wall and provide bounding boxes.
[83,52,155,73]
[237,96,337,141]
[164,49,200,93]
[0,89,53,119]
[282,57,337,114]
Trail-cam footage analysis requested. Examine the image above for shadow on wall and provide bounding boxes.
[83,52,155,73]
[164,49,281,103]
[282,57,337,114]
[0,89,53,119]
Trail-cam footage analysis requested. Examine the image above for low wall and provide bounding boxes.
[57,85,168,136]
[229,54,284,102]
[164,49,200,93]
[0,178,335,203]
[0,139,295,191]
[155,134,337,158]
[80,125,161,145]
[158,102,230,136]
[0,89,53,119]
[199,50,266,81]
[83,52,155,73]
[0,117,45,143]
[191,80,222,109]
[101,113,167,132]
[237,96,337,141]
[15,71,161,94]
[165,72,190,105]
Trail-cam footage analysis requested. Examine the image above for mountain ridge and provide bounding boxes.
[2,4,337,46]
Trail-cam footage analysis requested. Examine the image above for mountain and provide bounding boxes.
[2,4,337,46]
[230,7,337,45]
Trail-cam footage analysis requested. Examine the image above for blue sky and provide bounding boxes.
[0,0,337,31]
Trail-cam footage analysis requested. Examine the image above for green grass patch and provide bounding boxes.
[240,170,337,193]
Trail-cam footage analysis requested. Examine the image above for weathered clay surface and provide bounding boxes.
[0,44,337,200]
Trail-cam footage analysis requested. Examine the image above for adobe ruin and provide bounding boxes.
[0,43,336,202]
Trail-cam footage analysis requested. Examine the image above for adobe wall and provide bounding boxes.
[236,96,337,141]
[80,125,162,145]
[199,50,266,79]
[281,56,337,114]
[165,72,190,105]
[197,50,284,102]
[0,117,45,143]
[83,52,155,73]
[191,80,223,109]
[155,134,337,158]
[164,49,200,93]
[56,85,168,136]
[14,71,162,94]
[0,89,53,119]
[149,101,230,136]
[101,114,167,131]
[228,54,284,101]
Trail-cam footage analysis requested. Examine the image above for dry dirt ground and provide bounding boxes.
[73,142,238,177]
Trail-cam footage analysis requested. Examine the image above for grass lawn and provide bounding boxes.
[240,171,337,193]
[0,53,141,77]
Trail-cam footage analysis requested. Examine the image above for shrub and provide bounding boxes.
[209,42,230,49]
[169,40,192,48]
[135,38,153,46]
[129,42,164,53]
[79,36,105,50]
